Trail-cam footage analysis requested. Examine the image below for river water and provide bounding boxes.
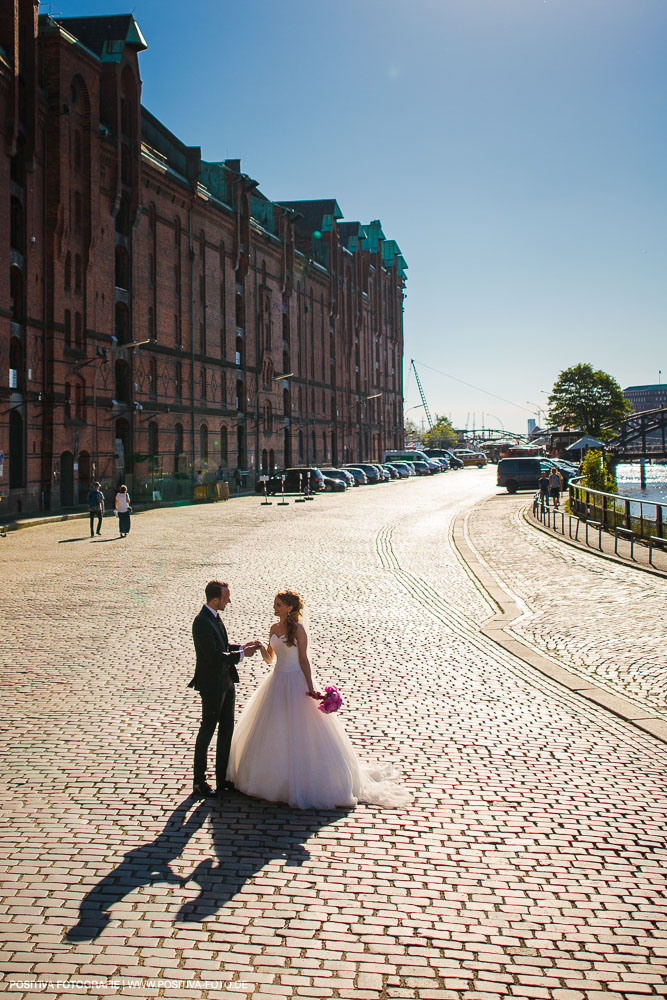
[615,462,667,506]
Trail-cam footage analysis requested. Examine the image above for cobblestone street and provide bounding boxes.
[1,470,666,1000]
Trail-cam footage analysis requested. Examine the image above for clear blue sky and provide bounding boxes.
[51,0,667,434]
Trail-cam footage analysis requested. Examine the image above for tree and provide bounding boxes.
[404,417,422,445]
[547,363,630,439]
[422,415,457,449]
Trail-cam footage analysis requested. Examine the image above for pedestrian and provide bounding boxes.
[194,470,203,486]
[216,464,224,481]
[233,467,242,492]
[548,467,563,509]
[114,484,132,537]
[188,580,260,798]
[538,469,550,509]
[87,481,105,537]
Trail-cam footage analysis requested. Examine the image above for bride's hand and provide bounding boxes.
[307,689,322,699]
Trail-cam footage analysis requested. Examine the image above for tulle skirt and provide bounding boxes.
[227,667,411,810]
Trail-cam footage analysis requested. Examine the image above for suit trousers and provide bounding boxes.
[89,510,102,535]
[194,683,235,786]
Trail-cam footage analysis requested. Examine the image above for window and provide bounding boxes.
[74,312,83,351]
[220,425,228,462]
[200,423,209,464]
[263,400,273,433]
[64,310,72,348]
[201,367,207,400]
[74,254,82,293]
[148,422,158,462]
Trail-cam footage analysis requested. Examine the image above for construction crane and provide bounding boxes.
[410,359,434,429]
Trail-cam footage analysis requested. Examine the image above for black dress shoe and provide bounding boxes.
[220,780,236,792]
[192,780,216,798]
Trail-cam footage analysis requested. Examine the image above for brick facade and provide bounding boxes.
[1,7,406,514]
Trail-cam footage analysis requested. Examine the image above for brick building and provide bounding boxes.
[0,6,407,515]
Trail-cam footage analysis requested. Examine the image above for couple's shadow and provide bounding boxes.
[66,794,346,942]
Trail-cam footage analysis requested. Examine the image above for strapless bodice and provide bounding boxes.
[270,633,302,673]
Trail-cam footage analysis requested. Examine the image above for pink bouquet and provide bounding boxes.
[317,685,342,714]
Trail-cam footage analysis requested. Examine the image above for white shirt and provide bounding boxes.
[205,605,243,659]
[115,492,131,513]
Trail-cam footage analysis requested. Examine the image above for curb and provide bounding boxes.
[0,491,257,534]
[523,502,667,580]
[452,500,667,746]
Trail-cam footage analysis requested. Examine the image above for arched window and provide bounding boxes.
[121,145,132,186]
[263,356,273,388]
[283,386,290,417]
[74,312,83,351]
[311,431,317,462]
[236,379,244,411]
[115,302,129,344]
[263,400,273,433]
[115,359,130,402]
[10,197,24,253]
[116,196,131,236]
[220,425,228,462]
[298,429,304,463]
[175,422,184,455]
[115,246,129,289]
[10,267,24,323]
[64,309,72,348]
[74,254,82,292]
[200,367,207,400]
[322,431,327,462]
[261,448,268,472]
[200,423,209,464]
[148,422,158,463]
[269,448,275,471]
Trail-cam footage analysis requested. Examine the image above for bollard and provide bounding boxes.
[260,478,272,506]
[295,473,306,503]
[277,475,289,506]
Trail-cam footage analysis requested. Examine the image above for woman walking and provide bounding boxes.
[114,484,132,537]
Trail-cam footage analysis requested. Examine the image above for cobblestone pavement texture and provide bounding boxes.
[467,494,667,722]
[0,469,666,1000]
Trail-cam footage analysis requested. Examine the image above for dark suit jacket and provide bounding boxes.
[188,606,241,693]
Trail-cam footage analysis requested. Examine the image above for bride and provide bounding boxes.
[226,589,411,810]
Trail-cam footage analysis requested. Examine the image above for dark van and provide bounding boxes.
[497,458,550,493]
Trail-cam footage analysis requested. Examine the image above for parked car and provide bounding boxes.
[346,463,381,483]
[453,449,487,468]
[382,464,400,480]
[411,460,432,476]
[321,467,355,488]
[427,457,448,472]
[497,457,575,493]
[386,462,410,478]
[322,473,347,492]
[256,466,325,495]
[401,461,417,476]
[342,466,368,486]
[424,448,462,470]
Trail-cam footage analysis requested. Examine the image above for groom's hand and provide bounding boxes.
[242,640,261,656]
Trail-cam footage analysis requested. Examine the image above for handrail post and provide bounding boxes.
[625,498,631,531]
[657,504,664,541]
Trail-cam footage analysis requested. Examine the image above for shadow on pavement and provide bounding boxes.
[66,794,345,941]
[176,793,347,922]
[58,537,91,543]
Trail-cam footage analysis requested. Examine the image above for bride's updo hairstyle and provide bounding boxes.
[277,589,303,646]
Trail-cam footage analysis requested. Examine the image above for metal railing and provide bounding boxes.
[568,476,666,541]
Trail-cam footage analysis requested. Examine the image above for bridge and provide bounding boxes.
[607,406,667,464]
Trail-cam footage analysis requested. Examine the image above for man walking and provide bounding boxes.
[548,467,563,510]
[188,580,259,799]
[88,481,105,537]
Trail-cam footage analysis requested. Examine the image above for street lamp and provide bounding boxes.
[526,401,545,426]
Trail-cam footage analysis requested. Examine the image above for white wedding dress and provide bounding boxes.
[227,634,411,810]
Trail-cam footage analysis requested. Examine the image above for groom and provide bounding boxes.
[189,580,259,798]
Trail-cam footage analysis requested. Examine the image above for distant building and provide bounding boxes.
[623,384,667,413]
[527,418,536,435]
[1,8,407,515]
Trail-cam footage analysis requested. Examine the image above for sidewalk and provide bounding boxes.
[457,492,667,741]
[528,498,667,577]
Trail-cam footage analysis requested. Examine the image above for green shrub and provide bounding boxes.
[581,449,617,493]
